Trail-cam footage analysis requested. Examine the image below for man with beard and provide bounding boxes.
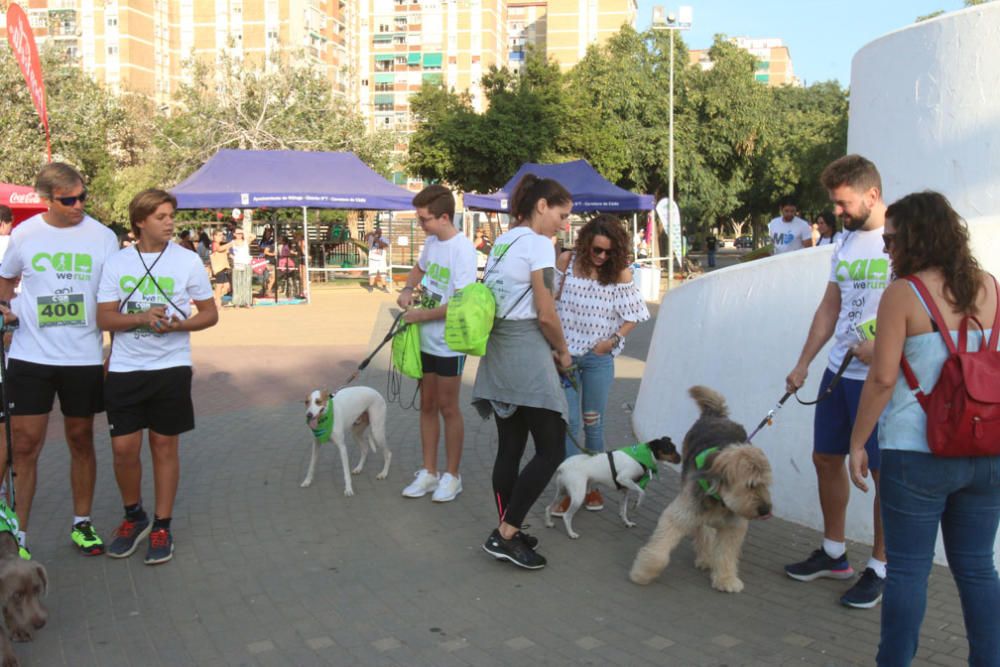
[783,155,890,609]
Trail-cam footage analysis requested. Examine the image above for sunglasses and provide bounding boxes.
[591,246,612,257]
[55,191,87,207]
[882,233,896,250]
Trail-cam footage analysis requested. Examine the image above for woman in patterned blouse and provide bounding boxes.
[550,214,650,514]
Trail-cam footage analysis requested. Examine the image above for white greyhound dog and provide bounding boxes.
[302,387,391,496]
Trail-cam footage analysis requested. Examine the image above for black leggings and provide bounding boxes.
[492,406,566,528]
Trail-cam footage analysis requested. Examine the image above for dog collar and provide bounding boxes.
[695,447,721,500]
[309,397,335,441]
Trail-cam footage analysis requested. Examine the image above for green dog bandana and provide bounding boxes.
[695,447,721,499]
[308,396,335,442]
[619,442,659,490]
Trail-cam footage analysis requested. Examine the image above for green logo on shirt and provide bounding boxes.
[425,262,451,284]
[835,258,889,289]
[31,252,94,280]
[120,275,176,298]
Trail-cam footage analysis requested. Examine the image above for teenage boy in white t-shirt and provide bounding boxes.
[784,155,890,609]
[0,163,119,558]
[97,189,218,565]
[769,196,814,254]
[396,185,477,502]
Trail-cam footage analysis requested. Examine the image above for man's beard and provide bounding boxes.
[842,202,871,231]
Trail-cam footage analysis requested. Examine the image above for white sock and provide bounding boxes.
[73,515,91,527]
[823,538,846,559]
[867,558,887,579]
[16,530,26,548]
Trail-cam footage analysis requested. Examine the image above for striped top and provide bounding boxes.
[555,254,649,357]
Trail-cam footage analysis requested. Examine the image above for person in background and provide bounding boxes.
[365,224,390,293]
[549,215,650,515]
[210,230,233,306]
[848,191,1000,666]
[705,232,718,268]
[0,206,13,268]
[258,227,276,297]
[229,228,255,308]
[769,195,814,254]
[815,210,843,247]
[196,230,212,278]
[178,229,196,252]
[473,174,573,570]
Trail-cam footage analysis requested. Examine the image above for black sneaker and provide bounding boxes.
[144,528,174,565]
[840,568,884,609]
[516,530,538,550]
[785,548,854,581]
[107,516,151,559]
[483,529,546,569]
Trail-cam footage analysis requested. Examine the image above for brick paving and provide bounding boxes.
[13,285,970,666]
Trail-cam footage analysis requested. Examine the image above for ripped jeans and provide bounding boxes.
[563,351,614,458]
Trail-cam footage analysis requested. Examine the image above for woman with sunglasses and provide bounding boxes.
[229,228,255,308]
[848,192,1000,666]
[549,215,649,514]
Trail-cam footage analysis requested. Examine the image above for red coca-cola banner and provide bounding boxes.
[6,3,51,160]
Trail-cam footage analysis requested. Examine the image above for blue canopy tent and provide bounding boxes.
[462,160,655,213]
[172,149,415,302]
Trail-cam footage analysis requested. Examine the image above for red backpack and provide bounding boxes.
[900,274,1000,457]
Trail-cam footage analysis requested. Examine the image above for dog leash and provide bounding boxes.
[747,351,854,443]
[342,310,407,387]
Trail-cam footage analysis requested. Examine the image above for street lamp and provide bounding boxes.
[651,5,691,286]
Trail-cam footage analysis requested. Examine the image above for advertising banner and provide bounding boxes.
[6,3,51,159]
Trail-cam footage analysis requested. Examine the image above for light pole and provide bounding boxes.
[651,5,691,286]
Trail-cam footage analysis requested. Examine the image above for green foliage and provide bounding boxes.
[407,49,566,192]
[916,9,947,21]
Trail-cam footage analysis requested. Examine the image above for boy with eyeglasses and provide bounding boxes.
[396,185,477,502]
[0,163,119,557]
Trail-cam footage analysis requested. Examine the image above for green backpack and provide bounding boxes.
[444,234,529,356]
[391,321,423,379]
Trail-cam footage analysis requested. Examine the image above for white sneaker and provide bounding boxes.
[431,473,462,502]
[402,469,439,498]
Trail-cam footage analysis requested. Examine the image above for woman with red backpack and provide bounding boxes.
[848,191,999,667]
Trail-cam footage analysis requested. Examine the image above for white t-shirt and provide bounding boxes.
[1,213,119,366]
[0,236,10,268]
[768,216,813,254]
[417,233,477,357]
[827,228,891,380]
[98,243,213,372]
[483,226,556,321]
[815,232,843,247]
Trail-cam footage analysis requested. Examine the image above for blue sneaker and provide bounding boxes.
[785,547,854,581]
[144,528,174,565]
[840,568,885,609]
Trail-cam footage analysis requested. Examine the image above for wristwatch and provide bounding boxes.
[610,333,623,347]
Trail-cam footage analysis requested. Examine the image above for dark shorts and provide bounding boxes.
[6,359,105,417]
[214,269,231,285]
[420,352,465,377]
[814,368,881,471]
[105,366,194,437]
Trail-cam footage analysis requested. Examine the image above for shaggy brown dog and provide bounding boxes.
[0,531,47,667]
[629,386,772,593]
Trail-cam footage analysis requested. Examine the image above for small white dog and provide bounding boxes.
[302,386,391,496]
[545,437,680,539]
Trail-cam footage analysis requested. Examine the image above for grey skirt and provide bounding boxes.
[472,318,568,423]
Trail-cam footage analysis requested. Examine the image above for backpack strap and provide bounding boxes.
[900,275,954,410]
[989,274,1000,352]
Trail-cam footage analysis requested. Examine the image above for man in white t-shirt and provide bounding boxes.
[768,196,814,254]
[365,223,390,293]
[783,155,890,609]
[0,163,119,557]
[396,185,477,502]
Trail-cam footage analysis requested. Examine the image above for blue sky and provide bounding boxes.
[634,0,973,86]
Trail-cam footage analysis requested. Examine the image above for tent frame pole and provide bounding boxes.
[302,206,311,303]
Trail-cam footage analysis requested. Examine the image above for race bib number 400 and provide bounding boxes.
[37,294,86,328]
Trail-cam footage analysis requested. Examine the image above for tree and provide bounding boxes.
[155,52,395,183]
[407,49,566,192]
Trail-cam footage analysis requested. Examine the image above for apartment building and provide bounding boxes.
[1,0,352,105]
[689,37,799,87]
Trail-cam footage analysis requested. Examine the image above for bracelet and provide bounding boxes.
[610,333,623,346]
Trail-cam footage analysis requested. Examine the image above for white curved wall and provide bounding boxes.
[635,4,1000,566]
[849,3,1000,215]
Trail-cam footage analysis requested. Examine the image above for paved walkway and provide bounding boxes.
[16,286,970,667]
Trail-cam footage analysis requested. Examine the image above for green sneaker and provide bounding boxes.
[71,520,105,556]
